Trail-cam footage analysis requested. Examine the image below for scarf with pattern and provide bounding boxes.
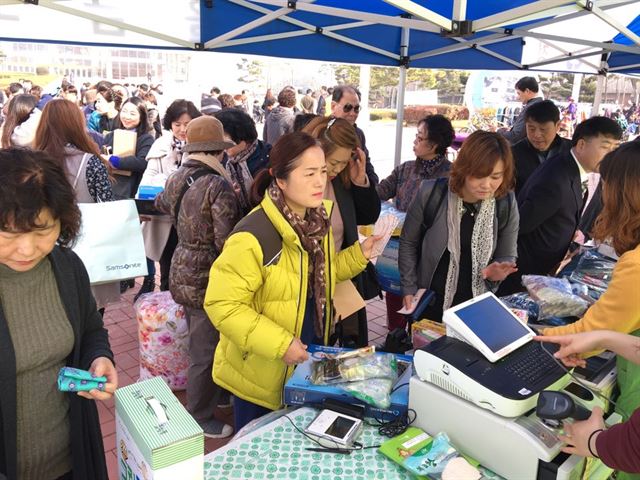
[226,140,257,213]
[418,153,447,179]
[268,182,330,339]
[443,191,495,310]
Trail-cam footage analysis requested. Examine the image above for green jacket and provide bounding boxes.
[204,195,368,410]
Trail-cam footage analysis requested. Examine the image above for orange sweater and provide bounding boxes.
[544,244,640,337]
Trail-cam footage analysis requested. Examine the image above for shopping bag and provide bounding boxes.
[73,199,148,284]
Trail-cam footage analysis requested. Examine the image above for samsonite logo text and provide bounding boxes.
[106,263,142,271]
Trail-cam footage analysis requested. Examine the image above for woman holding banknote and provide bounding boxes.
[303,116,381,347]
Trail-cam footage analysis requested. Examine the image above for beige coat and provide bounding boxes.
[140,134,185,260]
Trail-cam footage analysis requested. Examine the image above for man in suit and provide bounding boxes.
[499,116,622,295]
[499,76,543,145]
[512,100,572,196]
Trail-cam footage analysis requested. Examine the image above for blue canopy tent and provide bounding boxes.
[1,0,639,162]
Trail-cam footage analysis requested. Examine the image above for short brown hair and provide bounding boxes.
[277,87,296,108]
[593,142,640,255]
[449,131,514,198]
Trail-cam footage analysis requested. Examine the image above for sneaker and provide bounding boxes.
[134,276,156,302]
[199,419,233,439]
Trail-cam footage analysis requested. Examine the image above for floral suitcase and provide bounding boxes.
[135,291,189,390]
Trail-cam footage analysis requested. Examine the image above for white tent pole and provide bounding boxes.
[572,73,583,101]
[360,64,371,130]
[593,75,605,116]
[394,26,410,168]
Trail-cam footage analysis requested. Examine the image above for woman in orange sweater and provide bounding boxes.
[543,140,640,480]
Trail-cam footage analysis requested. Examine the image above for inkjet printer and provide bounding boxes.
[410,293,620,479]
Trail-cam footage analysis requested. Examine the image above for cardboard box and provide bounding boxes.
[116,377,204,480]
[284,345,412,419]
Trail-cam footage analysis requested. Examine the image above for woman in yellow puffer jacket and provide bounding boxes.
[204,132,379,430]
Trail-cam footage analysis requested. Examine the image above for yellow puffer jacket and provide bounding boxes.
[204,195,368,410]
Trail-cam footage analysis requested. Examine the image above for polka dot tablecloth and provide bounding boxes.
[204,407,412,480]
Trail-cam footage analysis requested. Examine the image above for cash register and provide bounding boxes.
[410,293,620,479]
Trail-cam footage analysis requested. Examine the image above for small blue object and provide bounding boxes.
[58,367,107,392]
[109,155,121,168]
[137,185,164,200]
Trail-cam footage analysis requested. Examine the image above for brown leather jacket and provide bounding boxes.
[155,157,242,308]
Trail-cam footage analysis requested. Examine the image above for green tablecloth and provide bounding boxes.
[204,407,412,480]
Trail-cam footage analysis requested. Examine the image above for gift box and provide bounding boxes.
[284,345,412,419]
[116,377,204,480]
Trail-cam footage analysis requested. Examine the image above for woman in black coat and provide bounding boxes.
[303,116,381,346]
[0,148,117,480]
[103,97,155,200]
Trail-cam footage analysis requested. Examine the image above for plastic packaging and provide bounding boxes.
[499,292,540,322]
[522,275,589,320]
[403,432,481,479]
[310,347,397,385]
[135,291,189,390]
[569,250,616,295]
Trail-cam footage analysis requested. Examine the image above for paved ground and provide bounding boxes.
[101,276,390,480]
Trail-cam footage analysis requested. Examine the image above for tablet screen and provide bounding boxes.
[454,295,531,353]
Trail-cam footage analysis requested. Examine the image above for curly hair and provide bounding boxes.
[0,148,81,247]
[593,142,640,255]
[449,130,514,199]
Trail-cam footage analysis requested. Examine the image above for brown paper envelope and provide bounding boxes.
[333,280,366,322]
[113,129,137,157]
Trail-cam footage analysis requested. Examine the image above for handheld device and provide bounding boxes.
[536,391,591,422]
[304,409,363,447]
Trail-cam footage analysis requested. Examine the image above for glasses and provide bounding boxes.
[342,103,361,113]
[415,132,429,143]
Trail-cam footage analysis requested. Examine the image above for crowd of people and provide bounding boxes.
[0,73,639,479]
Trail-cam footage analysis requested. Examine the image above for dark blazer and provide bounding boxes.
[354,125,379,185]
[332,175,381,346]
[0,247,113,480]
[512,135,571,196]
[104,130,154,200]
[509,151,584,291]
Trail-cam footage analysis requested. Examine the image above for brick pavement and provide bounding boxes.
[101,278,390,479]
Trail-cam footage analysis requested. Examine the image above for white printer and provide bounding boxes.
[409,293,620,479]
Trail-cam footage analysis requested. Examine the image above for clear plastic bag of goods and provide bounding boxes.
[310,347,398,385]
[135,291,189,390]
[522,275,589,320]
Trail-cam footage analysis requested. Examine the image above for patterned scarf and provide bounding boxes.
[443,191,495,310]
[268,182,330,339]
[418,153,446,178]
[226,140,257,213]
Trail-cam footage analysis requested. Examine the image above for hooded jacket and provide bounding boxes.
[204,196,368,410]
[262,106,295,146]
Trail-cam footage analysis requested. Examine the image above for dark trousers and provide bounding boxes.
[184,306,222,424]
[159,226,178,291]
[385,291,406,331]
[233,396,272,432]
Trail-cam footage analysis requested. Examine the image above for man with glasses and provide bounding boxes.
[331,85,379,184]
[498,116,623,295]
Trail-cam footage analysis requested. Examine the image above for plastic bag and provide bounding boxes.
[404,432,481,479]
[310,347,397,385]
[569,250,616,294]
[499,293,540,322]
[135,291,189,390]
[340,378,394,409]
[522,275,589,320]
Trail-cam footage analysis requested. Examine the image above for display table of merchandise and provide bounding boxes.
[204,407,412,480]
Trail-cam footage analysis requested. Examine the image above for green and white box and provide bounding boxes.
[116,376,204,480]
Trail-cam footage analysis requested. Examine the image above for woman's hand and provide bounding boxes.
[78,356,118,401]
[359,234,384,260]
[282,337,309,366]
[558,407,605,457]
[403,295,414,310]
[535,332,607,368]
[349,147,367,186]
[482,261,517,281]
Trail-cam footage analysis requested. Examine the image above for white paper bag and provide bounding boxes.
[73,200,148,284]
